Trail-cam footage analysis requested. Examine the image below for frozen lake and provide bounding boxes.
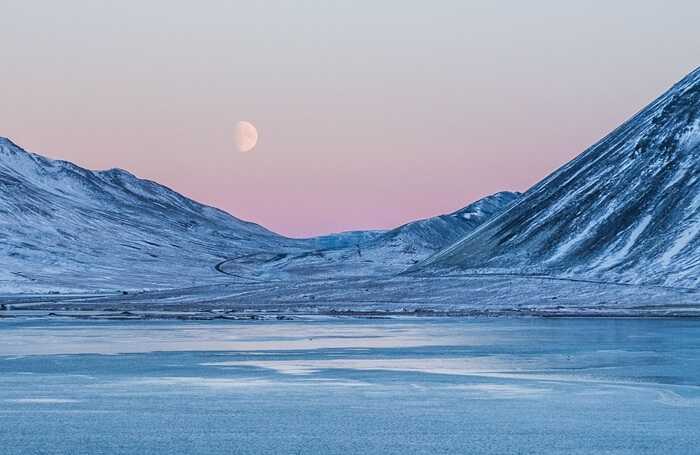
[1,316,700,454]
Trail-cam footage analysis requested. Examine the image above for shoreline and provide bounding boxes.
[3,307,700,321]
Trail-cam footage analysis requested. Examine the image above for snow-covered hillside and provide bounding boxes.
[418,67,700,287]
[379,191,520,253]
[10,63,697,295]
[0,137,518,292]
[215,192,520,279]
[0,137,303,291]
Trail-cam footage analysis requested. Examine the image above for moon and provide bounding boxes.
[234,121,258,152]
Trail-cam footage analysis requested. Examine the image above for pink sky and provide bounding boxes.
[2,1,699,237]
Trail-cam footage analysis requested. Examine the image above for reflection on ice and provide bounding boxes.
[0,319,489,356]
[446,384,550,399]
[4,398,81,404]
[202,357,515,376]
[655,390,700,408]
[122,376,372,389]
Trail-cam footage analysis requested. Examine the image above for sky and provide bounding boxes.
[1,1,699,237]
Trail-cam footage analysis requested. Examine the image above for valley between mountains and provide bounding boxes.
[2,67,699,316]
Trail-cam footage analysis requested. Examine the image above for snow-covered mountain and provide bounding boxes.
[378,191,520,253]
[418,67,700,288]
[0,137,519,291]
[217,191,520,279]
[0,137,303,292]
[304,192,519,255]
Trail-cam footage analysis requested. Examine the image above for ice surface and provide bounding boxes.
[1,317,700,454]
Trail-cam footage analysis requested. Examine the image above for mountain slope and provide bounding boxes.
[377,191,520,254]
[417,67,700,287]
[304,193,520,255]
[218,191,520,279]
[0,137,519,291]
[0,138,301,292]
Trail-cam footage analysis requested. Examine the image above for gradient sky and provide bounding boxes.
[2,1,699,237]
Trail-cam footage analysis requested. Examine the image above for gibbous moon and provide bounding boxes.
[234,121,258,152]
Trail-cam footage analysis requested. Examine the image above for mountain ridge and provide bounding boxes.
[416,66,700,287]
[0,137,301,292]
[0,136,276,236]
[0,137,518,291]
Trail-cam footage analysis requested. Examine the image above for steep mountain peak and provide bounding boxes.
[0,137,31,162]
[417,67,700,287]
[632,67,700,159]
[0,136,20,148]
